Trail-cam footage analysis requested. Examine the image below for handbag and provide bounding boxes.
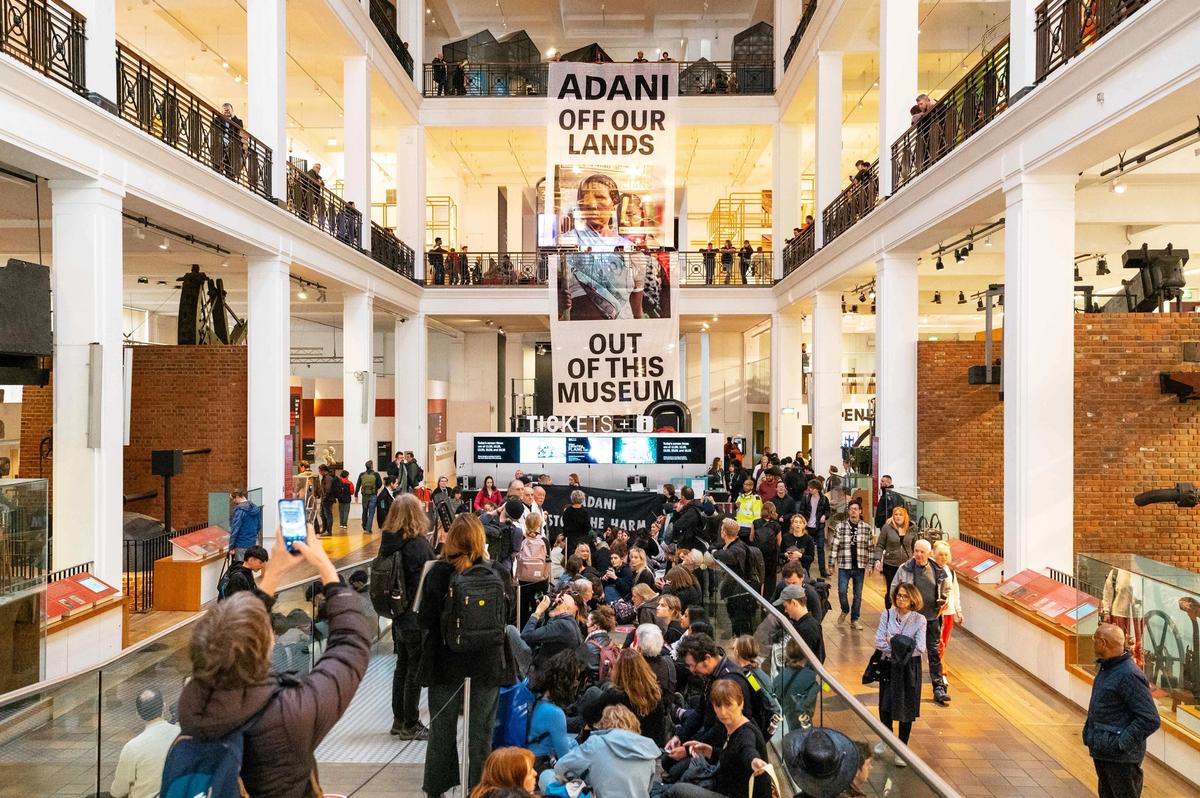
[751,763,782,798]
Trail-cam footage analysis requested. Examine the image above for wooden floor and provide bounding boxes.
[125,516,381,645]
[822,572,1197,797]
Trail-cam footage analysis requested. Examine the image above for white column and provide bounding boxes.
[874,253,919,487]
[504,332,524,430]
[79,0,116,103]
[811,291,843,475]
[246,257,290,540]
[342,292,374,476]
[397,126,426,278]
[878,0,918,197]
[699,333,711,434]
[773,122,800,278]
[397,0,424,89]
[677,336,688,404]
[394,314,428,458]
[247,0,287,198]
[344,56,372,249]
[49,178,124,585]
[774,0,802,76]
[772,313,806,459]
[1003,174,1076,575]
[815,51,843,249]
[1009,0,1039,93]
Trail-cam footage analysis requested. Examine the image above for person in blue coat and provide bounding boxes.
[229,489,262,559]
[1084,623,1161,798]
[525,650,581,769]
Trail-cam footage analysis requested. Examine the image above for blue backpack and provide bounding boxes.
[160,685,282,798]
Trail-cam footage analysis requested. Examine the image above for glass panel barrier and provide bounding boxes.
[0,556,377,796]
[709,560,960,797]
[1075,553,1200,733]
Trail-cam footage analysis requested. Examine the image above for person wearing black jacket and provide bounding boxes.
[874,475,905,528]
[795,480,831,577]
[221,545,268,599]
[374,476,397,530]
[562,490,591,553]
[520,591,583,673]
[665,634,757,774]
[783,466,807,503]
[378,495,436,739]
[417,514,516,796]
[714,518,757,635]
[770,480,796,528]
[670,487,704,549]
[317,464,337,537]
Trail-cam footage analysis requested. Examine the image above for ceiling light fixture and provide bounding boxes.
[221,60,229,70]
[159,236,170,250]
[134,226,145,240]
[712,315,719,322]
[976,298,985,311]
[221,258,229,268]
[297,287,308,301]
[1110,179,1126,194]
[932,291,942,304]
[327,137,337,146]
[1074,265,1082,282]
[858,291,867,302]
[1096,257,1110,276]
[957,291,967,305]
[984,235,992,247]
[935,255,944,270]
[233,74,242,83]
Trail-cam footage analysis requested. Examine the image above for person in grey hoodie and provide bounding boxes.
[540,704,661,797]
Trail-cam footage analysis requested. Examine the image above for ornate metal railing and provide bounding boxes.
[0,0,86,93]
[116,43,273,200]
[1034,0,1150,82]
[679,250,774,285]
[285,162,362,247]
[823,160,880,245]
[368,0,413,79]
[891,37,1010,192]
[423,250,550,286]
[783,1,818,71]
[370,222,416,281]
[782,226,816,275]
[422,59,774,98]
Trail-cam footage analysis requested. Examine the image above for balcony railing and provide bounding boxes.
[1035,0,1150,83]
[421,60,774,98]
[286,162,362,247]
[423,251,550,286]
[370,222,416,281]
[1,0,86,93]
[783,1,818,71]
[368,0,413,79]
[783,226,816,275]
[116,43,273,200]
[679,250,774,286]
[823,160,881,245]
[891,37,1010,192]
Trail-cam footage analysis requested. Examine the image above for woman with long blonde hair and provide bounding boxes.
[872,504,914,609]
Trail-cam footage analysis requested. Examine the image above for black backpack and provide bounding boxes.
[335,479,352,502]
[810,578,832,619]
[484,519,516,564]
[441,563,507,653]
[744,545,765,593]
[370,549,407,619]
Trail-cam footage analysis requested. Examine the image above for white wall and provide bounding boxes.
[685,330,751,438]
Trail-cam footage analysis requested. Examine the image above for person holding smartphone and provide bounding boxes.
[174,527,369,797]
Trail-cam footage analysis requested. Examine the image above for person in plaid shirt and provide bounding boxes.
[829,499,873,629]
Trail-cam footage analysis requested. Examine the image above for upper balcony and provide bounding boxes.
[1,0,86,95]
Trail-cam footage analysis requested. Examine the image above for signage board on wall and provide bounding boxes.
[545,61,679,416]
[468,434,706,465]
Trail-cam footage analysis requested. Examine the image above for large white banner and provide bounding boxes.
[545,62,679,415]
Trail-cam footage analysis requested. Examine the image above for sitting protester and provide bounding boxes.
[633,622,677,698]
[602,544,634,604]
[526,650,582,769]
[520,590,583,674]
[581,606,620,683]
[667,679,772,798]
[578,648,669,745]
[656,594,686,644]
[172,529,370,798]
[632,582,663,627]
[470,747,538,798]
[220,545,268,600]
[661,565,702,610]
[541,705,661,798]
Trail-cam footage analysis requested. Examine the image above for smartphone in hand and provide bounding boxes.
[279,499,307,554]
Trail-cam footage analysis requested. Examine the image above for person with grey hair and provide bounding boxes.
[890,538,951,706]
[110,688,179,798]
[563,488,591,553]
[1085,623,1160,798]
[634,621,676,697]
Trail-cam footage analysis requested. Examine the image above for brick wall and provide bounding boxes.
[1074,314,1200,571]
[124,346,248,529]
[916,342,1004,544]
[16,378,52,490]
[916,315,1200,572]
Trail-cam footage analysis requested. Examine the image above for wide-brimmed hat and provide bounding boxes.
[782,727,861,798]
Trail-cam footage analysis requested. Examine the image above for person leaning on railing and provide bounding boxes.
[174,527,370,797]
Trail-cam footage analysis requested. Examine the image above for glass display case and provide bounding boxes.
[891,488,960,542]
[0,478,49,692]
[1075,553,1200,732]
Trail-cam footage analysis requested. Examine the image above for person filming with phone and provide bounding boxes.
[168,525,370,798]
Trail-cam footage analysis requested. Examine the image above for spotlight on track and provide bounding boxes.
[957,291,967,305]
[932,291,942,304]
[1096,257,1110,276]
[976,298,985,312]
[935,255,944,271]
[1074,265,1082,282]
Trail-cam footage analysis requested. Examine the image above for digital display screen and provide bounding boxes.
[474,437,519,464]
[614,436,656,465]
[519,436,568,463]
[566,436,613,464]
[657,437,707,464]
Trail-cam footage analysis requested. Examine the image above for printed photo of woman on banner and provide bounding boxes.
[557,249,671,321]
